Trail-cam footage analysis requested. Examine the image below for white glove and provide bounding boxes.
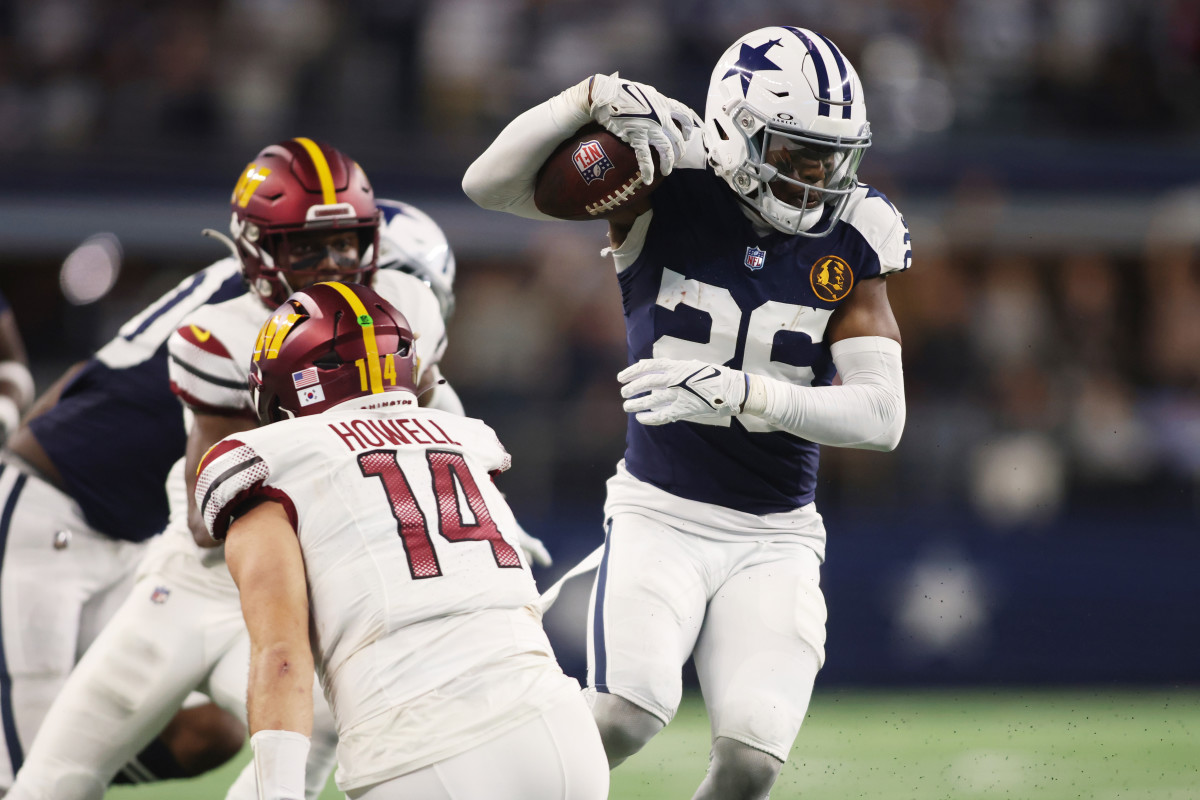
[516,522,553,567]
[588,73,701,185]
[619,359,748,426]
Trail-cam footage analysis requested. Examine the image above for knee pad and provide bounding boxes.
[698,737,783,800]
[8,765,106,800]
[585,690,664,767]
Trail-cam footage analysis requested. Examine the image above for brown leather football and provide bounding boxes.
[534,123,659,220]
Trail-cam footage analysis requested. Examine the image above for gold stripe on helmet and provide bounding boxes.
[252,313,301,361]
[232,163,272,208]
[292,137,337,205]
[321,282,383,394]
[266,314,301,359]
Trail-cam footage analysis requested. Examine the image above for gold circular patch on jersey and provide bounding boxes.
[810,255,854,302]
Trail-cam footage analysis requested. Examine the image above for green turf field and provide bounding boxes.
[106,688,1200,799]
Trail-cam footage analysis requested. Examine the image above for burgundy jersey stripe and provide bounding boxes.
[175,325,234,358]
[198,438,248,475]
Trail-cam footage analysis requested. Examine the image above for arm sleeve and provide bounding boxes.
[461,80,593,219]
[742,336,906,451]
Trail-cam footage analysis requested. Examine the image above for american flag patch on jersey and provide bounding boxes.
[292,367,319,389]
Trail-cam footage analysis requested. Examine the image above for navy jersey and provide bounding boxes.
[0,291,9,314]
[27,260,245,541]
[619,167,910,515]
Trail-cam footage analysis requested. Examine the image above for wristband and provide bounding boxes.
[250,729,310,800]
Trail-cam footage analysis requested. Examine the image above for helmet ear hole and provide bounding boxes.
[264,394,283,424]
[713,118,730,142]
[311,354,342,369]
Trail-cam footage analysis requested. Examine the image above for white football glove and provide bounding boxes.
[588,73,701,185]
[619,359,749,426]
[497,490,552,566]
[516,523,553,568]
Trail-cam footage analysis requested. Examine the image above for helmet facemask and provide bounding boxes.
[263,225,379,304]
[234,217,380,308]
[717,99,869,237]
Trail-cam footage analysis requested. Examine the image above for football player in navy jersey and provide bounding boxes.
[465,26,908,800]
[0,291,34,445]
[0,263,250,792]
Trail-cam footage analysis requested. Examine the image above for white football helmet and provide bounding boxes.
[704,27,871,237]
[374,199,457,320]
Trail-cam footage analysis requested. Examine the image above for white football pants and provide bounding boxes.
[348,691,608,800]
[586,510,826,761]
[0,457,146,791]
[5,547,338,800]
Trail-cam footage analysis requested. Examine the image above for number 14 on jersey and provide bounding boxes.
[359,449,522,579]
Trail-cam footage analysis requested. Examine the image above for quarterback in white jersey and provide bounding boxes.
[6,141,461,800]
[465,26,908,800]
[198,281,606,799]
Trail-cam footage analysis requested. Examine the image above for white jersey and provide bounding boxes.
[140,271,449,588]
[195,396,578,789]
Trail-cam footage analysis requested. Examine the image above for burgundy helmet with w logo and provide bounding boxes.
[229,138,381,307]
[249,282,417,424]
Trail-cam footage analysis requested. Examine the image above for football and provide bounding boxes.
[534,123,660,220]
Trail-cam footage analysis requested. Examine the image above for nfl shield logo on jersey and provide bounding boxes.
[572,139,614,185]
[150,586,170,604]
[745,246,766,271]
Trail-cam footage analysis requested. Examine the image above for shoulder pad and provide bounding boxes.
[841,185,912,275]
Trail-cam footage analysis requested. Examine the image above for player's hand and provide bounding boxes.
[619,359,748,426]
[515,522,553,567]
[588,73,700,185]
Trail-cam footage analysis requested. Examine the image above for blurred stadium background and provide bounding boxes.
[2,0,1199,796]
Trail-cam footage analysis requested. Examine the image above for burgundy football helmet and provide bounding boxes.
[228,138,381,307]
[249,282,417,423]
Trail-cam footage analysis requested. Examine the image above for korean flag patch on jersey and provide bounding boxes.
[298,385,325,407]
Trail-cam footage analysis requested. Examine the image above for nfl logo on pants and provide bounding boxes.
[745,246,766,270]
